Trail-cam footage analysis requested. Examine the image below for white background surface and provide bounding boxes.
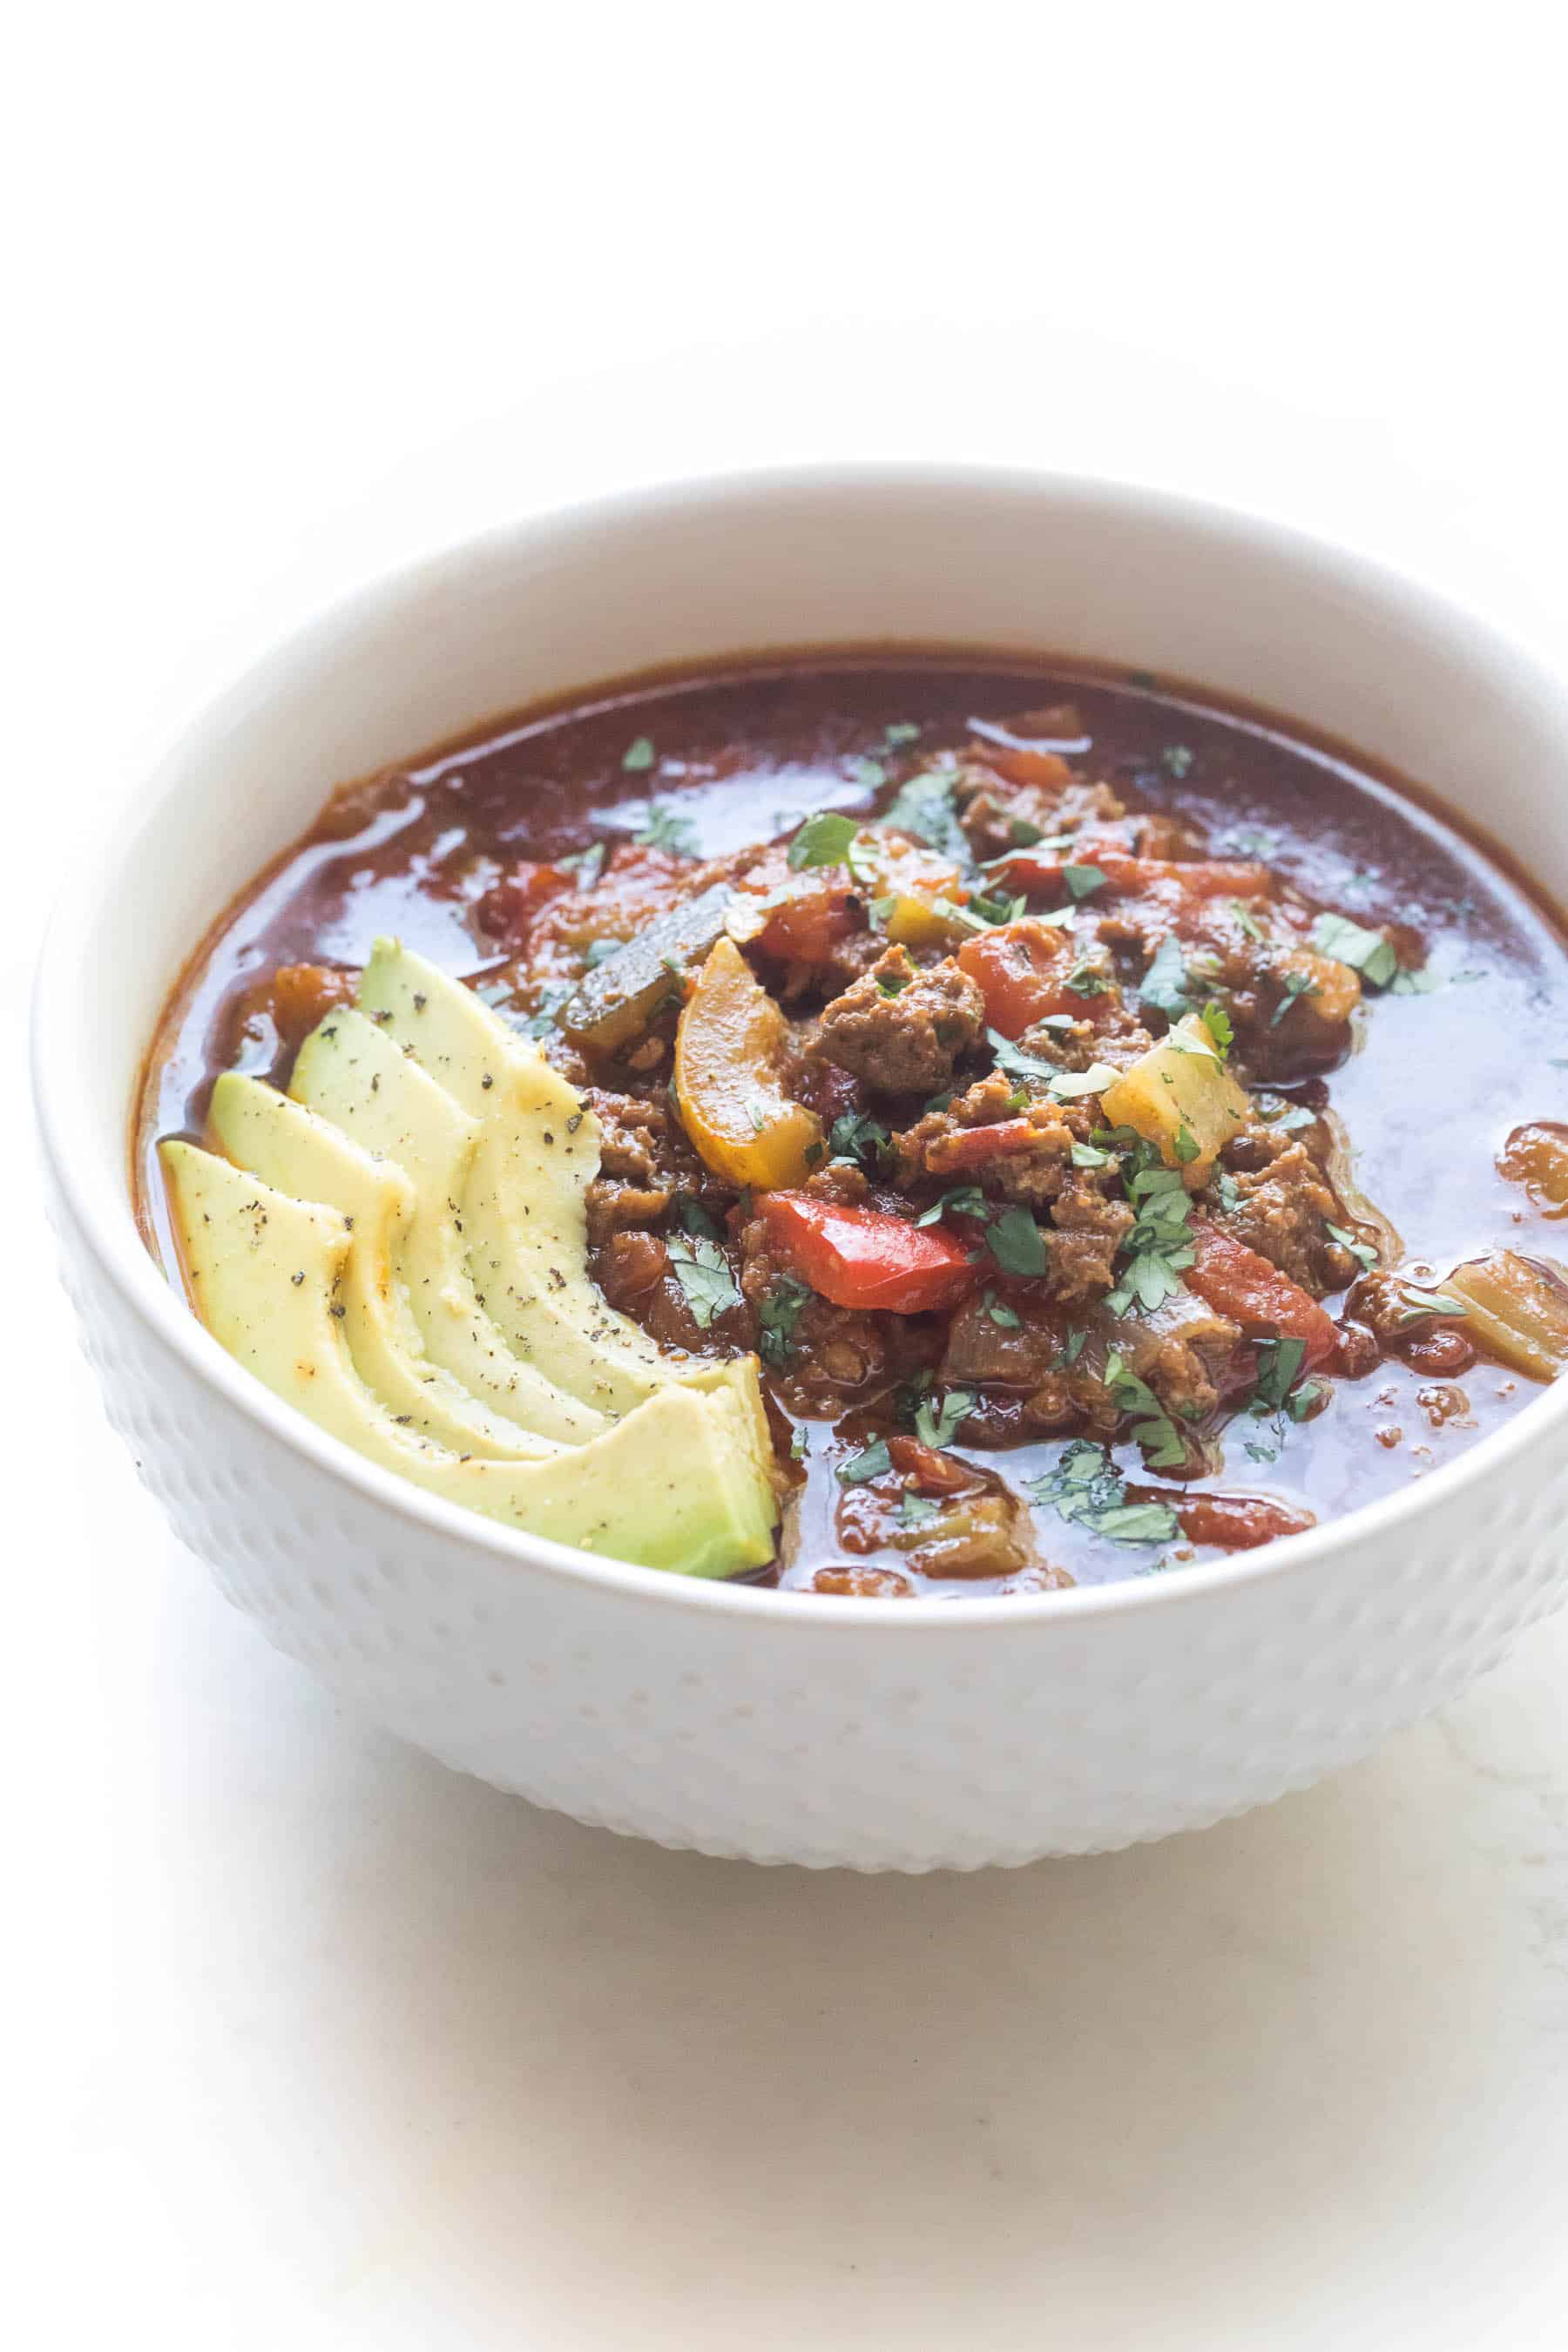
[9,8,1568,2345]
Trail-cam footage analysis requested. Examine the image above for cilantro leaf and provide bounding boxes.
[836,1439,893,1484]
[1310,912,1398,989]
[914,1389,976,1450]
[884,721,922,748]
[983,1288,1022,1328]
[788,811,861,870]
[1161,744,1194,778]
[621,735,656,772]
[829,1111,891,1170]
[1251,1335,1307,1415]
[882,763,969,862]
[758,1276,810,1369]
[898,1490,939,1529]
[1102,1348,1191,1469]
[1139,933,1190,1020]
[666,1234,741,1328]
[1326,1220,1377,1274]
[1270,968,1321,1027]
[1064,863,1107,902]
[1200,1000,1233,1058]
[986,1207,1048,1276]
[1026,1438,1180,1544]
[916,1184,990,1228]
[1398,1284,1470,1324]
[635,800,698,854]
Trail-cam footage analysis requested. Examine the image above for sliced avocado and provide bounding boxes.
[159,1144,778,1578]
[289,1010,609,1445]
[209,1072,565,1460]
[355,942,776,1479]
[356,939,689,1411]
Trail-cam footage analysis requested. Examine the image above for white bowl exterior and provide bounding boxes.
[35,467,1568,1867]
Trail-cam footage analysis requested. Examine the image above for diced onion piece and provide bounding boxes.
[1098,1014,1252,1179]
[1443,1250,1568,1383]
[674,938,823,1189]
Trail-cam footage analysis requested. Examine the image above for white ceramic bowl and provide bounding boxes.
[34,465,1568,1869]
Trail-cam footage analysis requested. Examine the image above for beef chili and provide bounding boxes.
[140,654,1568,1597]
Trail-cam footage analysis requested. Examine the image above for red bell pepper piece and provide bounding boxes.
[925,1117,1044,1174]
[757,1193,978,1313]
[1185,1221,1339,1369]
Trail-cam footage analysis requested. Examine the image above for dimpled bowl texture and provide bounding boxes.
[33,466,1568,1869]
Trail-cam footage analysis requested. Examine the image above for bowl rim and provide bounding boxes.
[34,456,1568,1627]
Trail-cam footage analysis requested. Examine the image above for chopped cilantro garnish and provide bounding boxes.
[1065,958,1112,996]
[676,1198,721,1240]
[583,937,624,969]
[759,1276,810,1369]
[1398,1284,1469,1324]
[829,1111,891,1170]
[923,1091,954,1115]
[1200,1000,1233,1058]
[876,966,913,998]
[1009,814,1046,845]
[1071,1140,1114,1168]
[1173,1123,1200,1165]
[790,1424,809,1461]
[1213,1169,1242,1214]
[837,1438,893,1484]
[1139,933,1190,1019]
[1057,1327,1087,1368]
[1103,1350,1190,1470]
[1251,1335,1307,1415]
[916,1183,990,1228]
[635,800,697,854]
[989,1030,1060,1085]
[1389,963,1440,995]
[621,735,656,772]
[788,810,861,870]
[558,842,607,888]
[882,763,970,862]
[915,1388,976,1450]
[1309,912,1399,988]
[984,1289,1022,1328]
[1105,1166,1196,1316]
[884,720,923,748]
[666,1233,741,1328]
[1063,863,1107,902]
[1270,968,1321,1027]
[1161,744,1194,778]
[1026,1437,1179,1544]
[898,1490,939,1529]
[986,1206,1048,1276]
[1230,900,1264,941]
[1326,1220,1377,1274]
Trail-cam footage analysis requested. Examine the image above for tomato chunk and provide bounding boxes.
[1185,1220,1338,1369]
[757,1193,978,1313]
[756,885,861,964]
[957,920,1099,1040]
[887,1435,977,1493]
[1131,1488,1316,1550]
